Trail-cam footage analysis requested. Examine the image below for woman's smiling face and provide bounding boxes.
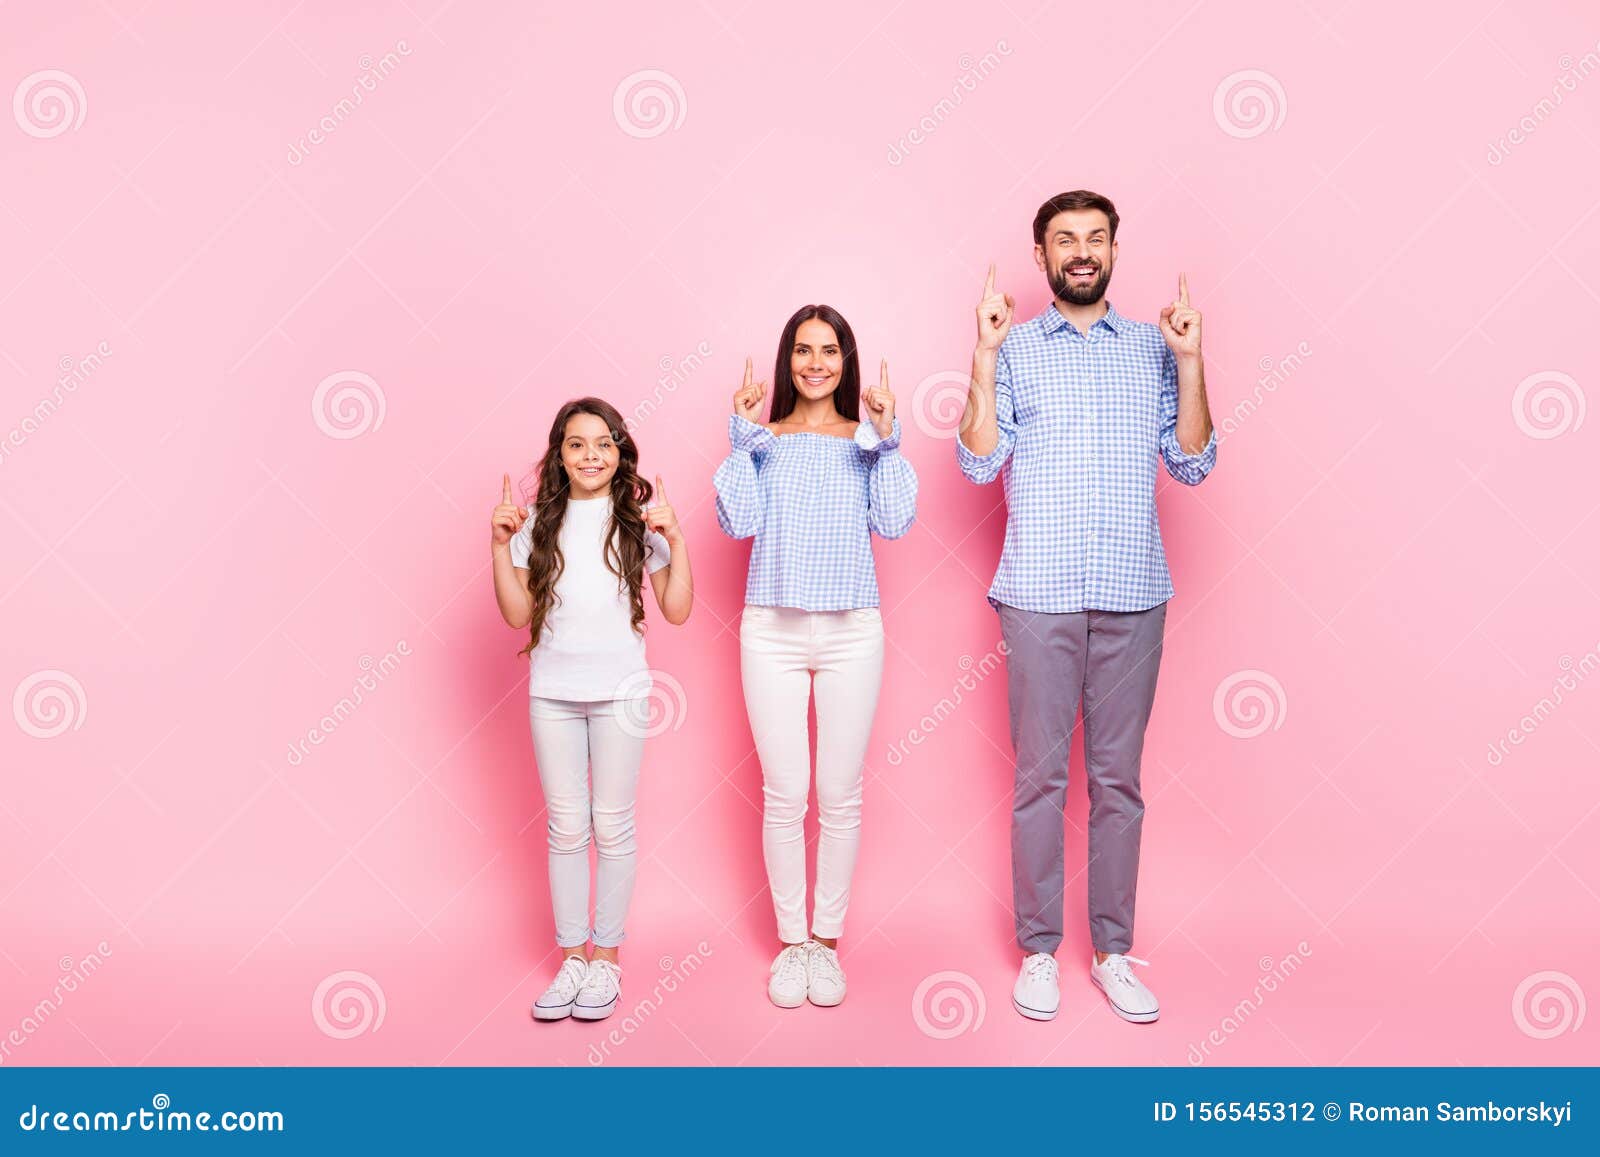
[560,411,619,497]
[789,318,845,402]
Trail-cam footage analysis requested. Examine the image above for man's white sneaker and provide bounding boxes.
[572,958,622,1020]
[1090,953,1159,1023]
[1013,952,1060,1021]
[531,955,589,1021]
[805,940,846,1007]
[768,943,811,1008]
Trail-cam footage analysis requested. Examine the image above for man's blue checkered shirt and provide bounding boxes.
[956,300,1217,613]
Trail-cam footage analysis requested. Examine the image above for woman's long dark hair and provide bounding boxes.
[767,304,861,423]
[517,396,655,659]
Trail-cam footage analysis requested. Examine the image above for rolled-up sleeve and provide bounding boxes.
[713,413,775,538]
[955,346,1016,485]
[1158,345,1218,486]
[855,415,917,539]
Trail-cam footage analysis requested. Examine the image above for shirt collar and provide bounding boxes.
[1039,299,1126,336]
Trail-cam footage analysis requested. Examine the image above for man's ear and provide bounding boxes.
[1033,243,1047,271]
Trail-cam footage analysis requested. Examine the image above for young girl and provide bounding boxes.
[713,305,917,1009]
[491,397,693,1022]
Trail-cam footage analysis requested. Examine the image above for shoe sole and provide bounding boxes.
[769,991,806,1008]
[1012,996,1059,1022]
[531,1003,573,1021]
[807,990,844,1007]
[571,998,618,1021]
[1090,975,1159,1023]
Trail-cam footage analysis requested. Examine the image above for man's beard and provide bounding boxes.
[1049,260,1112,305]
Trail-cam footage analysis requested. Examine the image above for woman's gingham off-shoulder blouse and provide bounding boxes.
[713,412,917,610]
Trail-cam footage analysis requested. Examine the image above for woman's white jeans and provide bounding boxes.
[527,696,644,949]
[739,605,884,944]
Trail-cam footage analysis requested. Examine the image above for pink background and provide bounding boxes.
[2,0,1597,1067]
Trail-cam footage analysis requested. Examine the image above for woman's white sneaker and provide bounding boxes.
[531,955,589,1021]
[768,943,811,1008]
[805,941,846,1007]
[573,958,622,1020]
[1089,953,1159,1023]
[1013,952,1060,1021]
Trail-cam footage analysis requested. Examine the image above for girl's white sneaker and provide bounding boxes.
[531,955,589,1021]
[573,958,622,1020]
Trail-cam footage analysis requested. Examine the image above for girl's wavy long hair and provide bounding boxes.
[517,397,655,659]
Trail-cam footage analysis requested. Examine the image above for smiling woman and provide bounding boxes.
[714,303,919,1011]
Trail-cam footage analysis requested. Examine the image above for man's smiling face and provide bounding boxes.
[1036,208,1117,305]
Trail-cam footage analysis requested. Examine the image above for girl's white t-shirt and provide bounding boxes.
[509,494,672,701]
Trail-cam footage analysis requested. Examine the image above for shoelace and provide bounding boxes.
[808,942,843,982]
[581,959,621,996]
[773,945,810,985]
[1102,953,1150,988]
[548,957,588,999]
[1023,953,1058,981]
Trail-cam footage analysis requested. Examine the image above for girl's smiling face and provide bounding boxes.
[560,411,619,497]
[789,318,845,402]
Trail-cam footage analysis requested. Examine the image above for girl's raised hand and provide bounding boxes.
[491,472,528,547]
[861,357,896,439]
[644,474,681,544]
[732,355,767,422]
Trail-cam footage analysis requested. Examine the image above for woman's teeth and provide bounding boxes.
[802,374,829,385]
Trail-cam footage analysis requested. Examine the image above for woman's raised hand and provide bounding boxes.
[861,357,896,440]
[491,473,528,547]
[732,355,767,421]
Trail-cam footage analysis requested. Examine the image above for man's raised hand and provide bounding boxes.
[1158,272,1202,358]
[976,262,1016,352]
